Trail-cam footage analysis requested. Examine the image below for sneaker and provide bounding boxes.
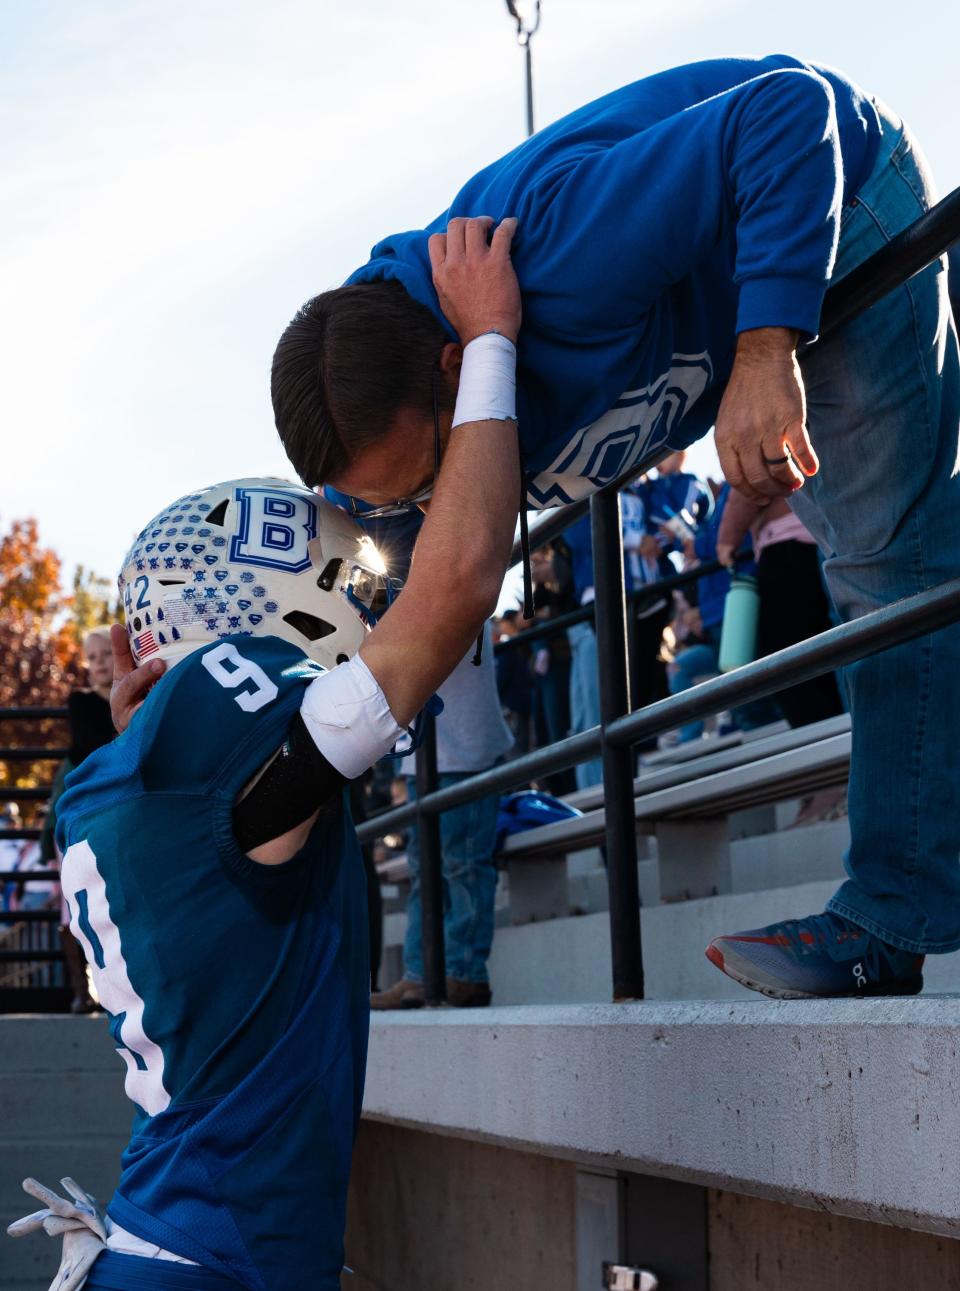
[370,978,425,1010]
[705,911,924,1000]
[446,977,492,1008]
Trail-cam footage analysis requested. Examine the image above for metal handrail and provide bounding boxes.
[0,708,69,721]
[358,573,960,841]
[494,556,732,652]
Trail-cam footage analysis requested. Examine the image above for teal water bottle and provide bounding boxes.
[718,574,760,672]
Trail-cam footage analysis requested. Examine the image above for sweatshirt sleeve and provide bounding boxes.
[520,68,844,340]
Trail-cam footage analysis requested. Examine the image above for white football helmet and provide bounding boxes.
[118,478,387,671]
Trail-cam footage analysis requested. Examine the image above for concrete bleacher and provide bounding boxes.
[378,712,960,1005]
[379,715,853,986]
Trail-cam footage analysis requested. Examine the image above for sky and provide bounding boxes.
[3,0,959,598]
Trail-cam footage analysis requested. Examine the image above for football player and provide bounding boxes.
[9,481,406,1290]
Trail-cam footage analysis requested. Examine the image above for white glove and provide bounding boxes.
[7,1176,107,1291]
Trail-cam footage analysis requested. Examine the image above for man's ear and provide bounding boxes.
[438,342,463,383]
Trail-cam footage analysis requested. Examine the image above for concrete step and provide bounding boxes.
[364,997,960,1239]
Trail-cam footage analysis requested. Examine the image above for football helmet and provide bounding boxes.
[119,478,387,671]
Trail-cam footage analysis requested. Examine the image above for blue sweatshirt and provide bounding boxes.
[347,56,881,509]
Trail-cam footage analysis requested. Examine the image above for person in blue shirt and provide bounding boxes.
[639,452,713,544]
[9,480,399,1291]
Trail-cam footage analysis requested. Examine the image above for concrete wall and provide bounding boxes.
[345,1122,577,1291]
[0,1016,129,1291]
[346,1122,960,1291]
[708,1190,960,1291]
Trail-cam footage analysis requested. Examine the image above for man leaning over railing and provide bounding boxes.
[125,56,958,1000]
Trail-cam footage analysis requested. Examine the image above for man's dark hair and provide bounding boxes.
[271,281,453,488]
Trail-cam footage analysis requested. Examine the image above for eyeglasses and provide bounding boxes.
[342,380,442,521]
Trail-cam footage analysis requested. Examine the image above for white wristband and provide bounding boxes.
[300,655,404,780]
[451,332,517,427]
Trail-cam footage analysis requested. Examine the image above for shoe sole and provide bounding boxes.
[705,943,924,1001]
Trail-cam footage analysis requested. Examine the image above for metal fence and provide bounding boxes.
[357,184,960,1005]
[0,708,69,1010]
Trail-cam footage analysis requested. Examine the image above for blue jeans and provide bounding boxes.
[568,621,603,788]
[789,101,960,952]
[403,773,499,983]
[668,642,719,742]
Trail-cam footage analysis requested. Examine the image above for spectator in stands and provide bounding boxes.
[529,543,576,793]
[717,492,843,730]
[260,58,960,1001]
[0,803,24,912]
[641,452,713,537]
[495,610,534,757]
[41,628,115,1013]
[316,492,515,1006]
[665,597,717,744]
[627,462,712,750]
[10,804,58,912]
[67,629,116,761]
[371,626,513,1009]
[562,516,604,789]
[40,628,116,865]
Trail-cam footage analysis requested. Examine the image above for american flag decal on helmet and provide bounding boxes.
[134,629,158,659]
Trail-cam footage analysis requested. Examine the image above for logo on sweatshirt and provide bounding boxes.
[527,351,713,507]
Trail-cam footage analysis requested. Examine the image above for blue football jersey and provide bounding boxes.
[55,636,370,1291]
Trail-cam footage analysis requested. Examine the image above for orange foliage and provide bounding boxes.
[0,519,86,814]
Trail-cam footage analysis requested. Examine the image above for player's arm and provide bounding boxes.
[233,713,347,863]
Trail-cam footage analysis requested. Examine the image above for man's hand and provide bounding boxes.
[715,328,818,503]
[109,623,165,734]
[716,542,736,569]
[428,216,521,345]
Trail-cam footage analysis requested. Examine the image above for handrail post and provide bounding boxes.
[414,714,447,1005]
[590,489,645,1000]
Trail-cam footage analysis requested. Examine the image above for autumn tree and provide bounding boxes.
[0,518,111,818]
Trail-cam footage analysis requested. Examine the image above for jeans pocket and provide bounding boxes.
[889,129,931,211]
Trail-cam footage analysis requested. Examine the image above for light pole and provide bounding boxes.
[504,0,541,138]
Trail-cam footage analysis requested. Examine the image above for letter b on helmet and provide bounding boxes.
[230,486,317,572]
